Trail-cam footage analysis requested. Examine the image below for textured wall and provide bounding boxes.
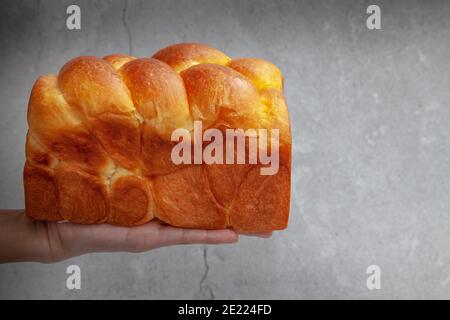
[0,0,449,299]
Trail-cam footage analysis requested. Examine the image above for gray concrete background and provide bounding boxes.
[0,0,449,299]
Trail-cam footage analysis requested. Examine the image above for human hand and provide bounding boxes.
[0,210,271,263]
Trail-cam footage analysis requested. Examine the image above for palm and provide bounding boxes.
[45,219,238,262]
[0,210,271,263]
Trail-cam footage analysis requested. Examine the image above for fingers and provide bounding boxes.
[125,221,239,251]
[158,227,239,246]
[56,219,240,255]
[54,218,273,258]
[239,232,273,238]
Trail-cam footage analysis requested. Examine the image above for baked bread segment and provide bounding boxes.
[152,165,228,229]
[119,58,192,139]
[180,64,264,130]
[58,56,141,171]
[230,165,291,232]
[24,43,291,232]
[109,172,154,226]
[24,163,60,221]
[228,58,283,91]
[152,43,231,72]
[55,163,109,224]
[103,54,136,70]
[27,75,114,176]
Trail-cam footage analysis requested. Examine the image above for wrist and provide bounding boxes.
[0,210,56,263]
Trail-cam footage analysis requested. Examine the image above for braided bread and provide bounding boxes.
[24,43,291,232]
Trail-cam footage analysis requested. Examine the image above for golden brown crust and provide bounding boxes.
[58,56,141,170]
[24,43,292,232]
[140,125,183,176]
[55,164,108,224]
[24,162,61,221]
[205,163,252,209]
[152,165,228,229]
[228,58,283,91]
[181,64,263,129]
[152,43,231,72]
[109,174,154,226]
[27,76,114,175]
[89,112,140,170]
[119,58,192,140]
[103,54,136,70]
[230,165,291,232]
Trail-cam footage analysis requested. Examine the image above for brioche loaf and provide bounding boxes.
[24,43,291,232]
